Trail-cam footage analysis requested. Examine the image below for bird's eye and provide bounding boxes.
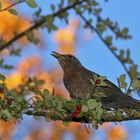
[68,55,73,59]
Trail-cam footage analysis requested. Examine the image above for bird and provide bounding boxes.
[51,51,140,109]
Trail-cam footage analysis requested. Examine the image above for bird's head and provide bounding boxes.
[51,51,82,71]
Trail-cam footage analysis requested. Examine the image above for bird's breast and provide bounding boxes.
[63,71,94,99]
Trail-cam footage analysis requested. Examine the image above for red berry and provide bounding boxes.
[0,87,4,93]
[76,105,82,110]
[95,79,101,84]
[7,99,13,105]
[76,109,81,113]
[76,105,82,113]
[72,112,77,118]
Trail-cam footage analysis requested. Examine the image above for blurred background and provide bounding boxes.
[0,0,140,140]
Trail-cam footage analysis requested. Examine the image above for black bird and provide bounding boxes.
[51,51,140,109]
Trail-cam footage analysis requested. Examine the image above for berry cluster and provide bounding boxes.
[71,105,82,118]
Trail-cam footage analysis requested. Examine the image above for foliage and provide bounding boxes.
[0,0,140,134]
[0,74,140,130]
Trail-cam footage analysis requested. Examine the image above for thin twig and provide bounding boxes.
[77,13,132,80]
[0,0,25,13]
[0,0,86,51]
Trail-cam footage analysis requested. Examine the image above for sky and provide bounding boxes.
[6,0,140,140]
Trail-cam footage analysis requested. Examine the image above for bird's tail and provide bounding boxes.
[128,97,140,109]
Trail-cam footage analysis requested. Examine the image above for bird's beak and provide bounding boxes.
[51,51,62,59]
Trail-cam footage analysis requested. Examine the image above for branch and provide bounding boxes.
[1,80,140,126]
[24,109,140,123]
[77,13,132,80]
[0,0,86,51]
[0,0,25,13]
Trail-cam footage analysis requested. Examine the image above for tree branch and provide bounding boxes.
[0,0,86,51]
[0,0,25,13]
[24,109,140,123]
[77,13,132,80]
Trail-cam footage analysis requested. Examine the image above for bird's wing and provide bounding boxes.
[86,69,122,93]
[85,69,140,109]
[104,78,122,92]
[100,87,140,109]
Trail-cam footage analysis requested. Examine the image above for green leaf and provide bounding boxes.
[0,2,2,10]
[10,48,21,56]
[21,109,28,114]
[111,47,118,51]
[120,82,127,89]
[122,28,128,34]
[26,31,39,45]
[0,39,7,46]
[129,65,138,79]
[56,104,64,112]
[87,99,98,109]
[90,79,95,86]
[99,76,107,81]
[68,0,76,3]
[7,8,18,16]
[126,49,130,59]
[100,81,107,86]
[36,80,45,86]
[92,75,107,87]
[0,74,6,81]
[131,80,140,90]
[118,74,127,89]
[4,65,13,69]
[2,110,13,120]
[94,8,102,15]
[0,59,4,65]
[81,105,88,112]
[63,100,77,111]
[96,107,103,117]
[119,50,125,61]
[51,4,55,11]
[0,84,5,91]
[51,24,58,30]
[119,74,126,82]
[43,89,50,96]
[63,121,69,126]
[126,49,133,64]
[105,36,112,46]
[15,0,20,2]
[33,115,40,120]
[25,0,37,8]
